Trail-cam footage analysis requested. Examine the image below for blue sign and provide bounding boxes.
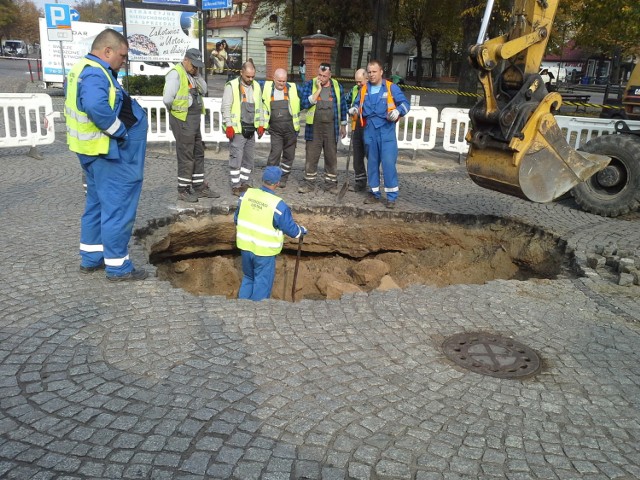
[70,9,80,21]
[202,0,232,10]
[45,4,72,29]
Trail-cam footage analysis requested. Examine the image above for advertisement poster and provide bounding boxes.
[207,37,242,76]
[38,18,123,84]
[125,8,200,63]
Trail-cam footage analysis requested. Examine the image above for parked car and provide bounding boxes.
[3,40,28,57]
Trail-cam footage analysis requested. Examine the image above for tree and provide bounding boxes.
[0,0,19,49]
[12,0,42,45]
[572,0,639,58]
[74,0,122,25]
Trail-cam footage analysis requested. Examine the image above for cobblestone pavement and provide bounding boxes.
[0,80,639,479]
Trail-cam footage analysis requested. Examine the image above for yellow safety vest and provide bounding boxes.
[261,81,301,132]
[225,77,262,134]
[167,64,205,121]
[305,77,342,125]
[65,58,116,155]
[236,188,284,256]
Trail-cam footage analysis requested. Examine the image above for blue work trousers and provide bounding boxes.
[79,115,147,276]
[364,123,399,201]
[238,251,276,301]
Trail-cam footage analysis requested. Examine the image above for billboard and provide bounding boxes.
[207,37,242,75]
[38,18,124,84]
[125,8,200,63]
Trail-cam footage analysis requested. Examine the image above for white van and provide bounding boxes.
[3,40,27,57]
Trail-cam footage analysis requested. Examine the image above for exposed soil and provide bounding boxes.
[144,210,574,302]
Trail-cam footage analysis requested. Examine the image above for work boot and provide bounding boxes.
[363,192,380,204]
[106,268,149,282]
[194,183,220,198]
[354,181,367,192]
[240,183,251,193]
[323,182,339,195]
[385,199,396,209]
[80,262,105,274]
[178,188,198,203]
[279,175,288,188]
[298,181,315,194]
[232,186,243,197]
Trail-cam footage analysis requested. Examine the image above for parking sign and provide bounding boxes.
[45,4,72,29]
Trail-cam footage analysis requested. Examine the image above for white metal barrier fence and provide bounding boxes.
[0,93,60,158]
[6,94,640,159]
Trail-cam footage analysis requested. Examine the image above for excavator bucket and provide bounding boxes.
[467,106,610,203]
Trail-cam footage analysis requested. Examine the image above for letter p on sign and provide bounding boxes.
[45,4,72,29]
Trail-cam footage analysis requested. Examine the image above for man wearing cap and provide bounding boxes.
[234,166,308,301]
[164,48,219,202]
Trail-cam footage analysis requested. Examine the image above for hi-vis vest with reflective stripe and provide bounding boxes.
[261,81,301,132]
[358,80,396,127]
[168,64,205,121]
[65,58,116,155]
[225,77,262,134]
[236,188,284,256]
[305,78,341,125]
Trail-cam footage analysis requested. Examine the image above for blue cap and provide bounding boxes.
[262,166,282,184]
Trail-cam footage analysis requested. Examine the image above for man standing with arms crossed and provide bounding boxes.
[351,60,410,209]
[65,29,148,281]
[298,63,347,194]
[348,68,368,192]
[262,68,301,188]
[164,48,219,203]
[222,60,265,196]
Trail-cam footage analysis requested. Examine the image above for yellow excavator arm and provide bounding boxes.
[465,0,610,203]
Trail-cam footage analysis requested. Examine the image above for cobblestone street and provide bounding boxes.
[0,78,639,479]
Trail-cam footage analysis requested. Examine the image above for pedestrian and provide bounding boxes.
[65,28,148,281]
[298,62,348,194]
[222,59,265,196]
[163,48,220,203]
[299,59,306,82]
[234,166,308,301]
[261,68,301,188]
[347,68,368,192]
[351,59,410,209]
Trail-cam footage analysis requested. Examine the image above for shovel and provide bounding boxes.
[337,129,353,201]
[291,235,304,302]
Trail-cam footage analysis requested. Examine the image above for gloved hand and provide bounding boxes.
[387,109,400,122]
[225,126,234,140]
[257,126,265,139]
[300,226,308,236]
[348,106,358,116]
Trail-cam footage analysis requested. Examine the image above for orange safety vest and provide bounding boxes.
[358,80,396,127]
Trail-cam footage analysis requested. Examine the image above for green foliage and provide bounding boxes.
[0,0,20,39]
[572,0,639,57]
[123,75,165,96]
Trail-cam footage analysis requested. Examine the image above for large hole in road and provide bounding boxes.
[140,208,575,301]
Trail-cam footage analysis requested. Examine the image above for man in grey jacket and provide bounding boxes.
[163,48,219,202]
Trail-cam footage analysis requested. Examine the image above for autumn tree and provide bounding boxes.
[74,0,122,25]
[12,0,42,45]
[0,0,19,47]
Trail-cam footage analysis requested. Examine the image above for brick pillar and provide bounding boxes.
[301,32,337,82]
[263,36,292,81]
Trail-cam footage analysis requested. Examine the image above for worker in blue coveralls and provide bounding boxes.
[350,59,410,209]
[65,29,149,281]
[234,166,307,301]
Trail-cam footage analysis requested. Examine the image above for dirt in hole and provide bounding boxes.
[146,211,573,302]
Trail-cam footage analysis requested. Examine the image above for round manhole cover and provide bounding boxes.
[442,332,541,379]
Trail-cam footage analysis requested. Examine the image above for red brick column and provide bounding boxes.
[301,33,337,81]
[263,36,292,81]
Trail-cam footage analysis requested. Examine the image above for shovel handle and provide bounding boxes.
[291,235,303,302]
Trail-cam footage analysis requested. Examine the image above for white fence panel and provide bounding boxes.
[0,93,59,149]
[440,107,471,154]
[396,106,440,152]
[133,96,174,144]
[555,115,640,149]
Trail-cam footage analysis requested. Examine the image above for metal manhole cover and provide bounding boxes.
[442,332,541,379]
